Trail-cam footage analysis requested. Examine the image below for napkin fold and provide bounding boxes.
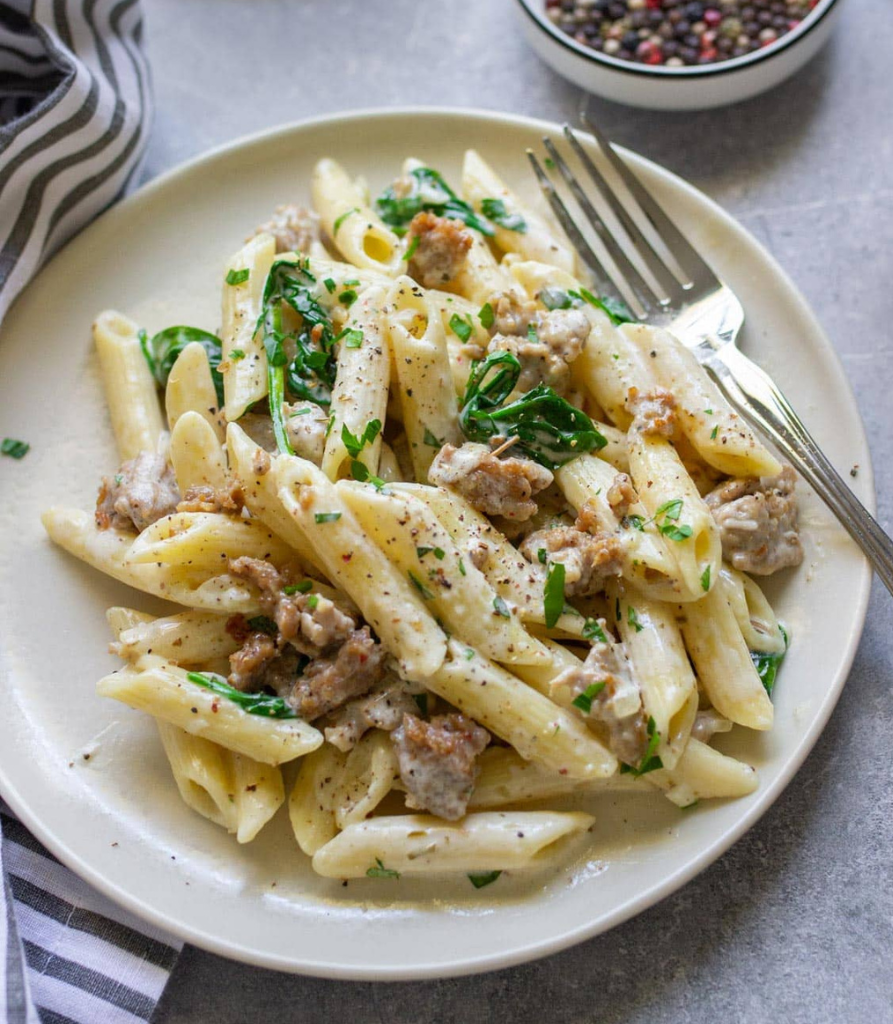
[0,3,182,1021]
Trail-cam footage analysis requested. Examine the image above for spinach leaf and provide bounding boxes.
[543,561,566,629]
[468,870,501,889]
[480,198,526,233]
[458,351,606,469]
[186,671,298,719]
[375,167,494,237]
[750,625,789,697]
[569,287,636,326]
[140,326,225,406]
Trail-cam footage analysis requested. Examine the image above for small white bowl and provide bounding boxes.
[514,0,842,110]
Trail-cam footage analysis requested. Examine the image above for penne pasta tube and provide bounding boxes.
[468,747,643,809]
[125,511,297,574]
[626,428,722,601]
[226,423,323,573]
[275,457,447,678]
[556,454,684,601]
[392,483,586,638]
[624,324,782,478]
[93,310,165,461]
[311,157,399,273]
[338,482,549,667]
[462,149,576,272]
[106,606,153,637]
[288,742,348,856]
[42,507,259,613]
[718,566,786,654]
[451,232,516,304]
[164,342,224,440]
[332,730,400,830]
[386,277,463,481]
[157,722,284,842]
[647,737,759,807]
[608,582,698,770]
[221,233,276,422]
[98,654,322,765]
[678,584,774,731]
[426,641,617,779]
[169,411,228,494]
[321,285,390,480]
[311,811,595,878]
[110,609,238,666]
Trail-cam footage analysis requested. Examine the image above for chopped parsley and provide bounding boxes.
[526,322,539,343]
[449,313,474,342]
[333,207,360,234]
[537,547,548,565]
[492,596,511,619]
[700,566,711,592]
[468,870,502,889]
[1,438,29,459]
[225,267,249,286]
[366,858,400,879]
[314,512,342,524]
[349,460,387,490]
[247,615,278,635]
[186,671,298,719]
[408,571,435,600]
[403,234,420,261]
[464,647,475,660]
[582,618,608,643]
[571,681,606,714]
[338,328,364,349]
[480,197,526,233]
[338,289,358,307]
[711,425,719,440]
[230,348,246,360]
[417,546,446,560]
[306,594,319,611]
[323,277,336,293]
[568,287,635,326]
[750,626,789,697]
[342,419,382,458]
[543,561,566,629]
[625,514,646,532]
[627,605,644,633]
[283,580,314,595]
[620,716,662,776]
[458,558,467,576]
[478,302,495,329]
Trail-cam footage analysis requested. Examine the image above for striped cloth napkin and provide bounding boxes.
[1,2,185,1021]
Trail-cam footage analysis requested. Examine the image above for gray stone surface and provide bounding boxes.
[145,1,893,1020]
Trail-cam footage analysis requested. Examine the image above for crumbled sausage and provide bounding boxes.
[251,204,321,255]
[95,451,180,532]
[487,301,590,396]
[705,465,803,575]
[552,637,649,765]
[392,713,490,820]
[405,212,473,289]
[491,292,539,337]
[323,677,423,752]
[227,628,279,690]
[606,472,637,518]
[428,442,553,521]
[228,557,355,652]
[520,526,623,596]
[628,386,678,438]
[176,480,245,515]
[285,402,329,464]
[291,627,388,720]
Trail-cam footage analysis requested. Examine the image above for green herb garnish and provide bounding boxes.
[543,561,566,629]
[338,289,358,307]
[493,596,511,619]
[423,427,443,449]
[403,234,420,261]
[458,351,606,470]
[478,302,495,330]
[582,618,608,643]
[247,615,278,635]
[375,167,493,237]
[569,287,635,326]
[342,419,382,459]
[700,566,711,592]
[449,313,474,343]
[468,870,502,889]
[571,682,606,714]
[711,425,719,440]
[750,625,789,697]
[627,605,644,633]
[620,716,662,776]
[186,671,298,719]
[230,348,246,361]
[323,278,336,293]
[1,438,29,459]
[283,580,314,595]
[480,197,526,233]
[366,858,400,879]
[333,207,360,234]
[139,325,225,406]
[314,512,342,523]
[540,287,572,311]
[408,571,435,600]
[225,267,249,286]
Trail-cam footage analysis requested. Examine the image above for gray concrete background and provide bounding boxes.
[146,1,893,1021]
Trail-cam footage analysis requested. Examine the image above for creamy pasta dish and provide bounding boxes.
[41,150,801,888]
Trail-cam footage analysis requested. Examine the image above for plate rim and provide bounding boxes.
[0,104,875,979]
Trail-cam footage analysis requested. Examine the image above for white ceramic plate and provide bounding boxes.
[0,108,873,979]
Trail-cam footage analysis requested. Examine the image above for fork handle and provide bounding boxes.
[706,342,893,597]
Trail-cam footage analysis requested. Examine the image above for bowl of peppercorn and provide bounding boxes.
[514,0,841,109]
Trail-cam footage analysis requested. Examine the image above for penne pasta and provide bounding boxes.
[288,742,349,857]
[169,411,228,494]
[164,341,223,440]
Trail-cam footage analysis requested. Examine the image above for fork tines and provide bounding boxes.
[527,114,719,320]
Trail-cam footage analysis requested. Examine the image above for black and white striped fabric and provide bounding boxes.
[1,803,182,1024]
[0,2,182,1020]
[0,0,152,319]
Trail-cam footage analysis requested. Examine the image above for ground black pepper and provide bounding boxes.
[544,0,817,67]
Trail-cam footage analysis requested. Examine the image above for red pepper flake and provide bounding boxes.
[342,553,353,562]
[211,701,219,713]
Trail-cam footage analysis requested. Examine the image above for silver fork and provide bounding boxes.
[526,116,893,597]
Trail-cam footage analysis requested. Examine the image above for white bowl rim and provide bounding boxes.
[516,0,841,78]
